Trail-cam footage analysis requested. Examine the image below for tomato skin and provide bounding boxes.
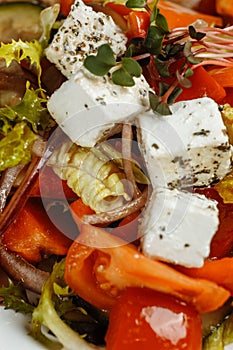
[105,2,131,16]
[126,11,150,40]
[60,0,74,16]
[195,187,233,258]
[105,287,202,350]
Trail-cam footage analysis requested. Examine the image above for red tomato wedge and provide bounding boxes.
[64,224,230,314]
[105,287,202,350]
[125,11,150,40]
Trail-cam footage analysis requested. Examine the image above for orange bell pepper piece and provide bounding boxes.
[3,198,72,263]
[157,0,223,29]
[178,257,233,296]
[177,66,226,103]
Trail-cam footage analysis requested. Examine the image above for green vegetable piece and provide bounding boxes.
[112,68,135,86]
[126,0,146,8]
[0,39,43,83]
[112,56,142,86]
[184,67,194,78]
[84,44,116,76]
[149,92,171,115]
[31,260,98,350]
[154,57,172,78]
[189,25,206,41]
[0,122,37,171]
[156,12,169,34]
[144,26,164,55]
[0,279,34,315]
[122,57,142,77]
[0,82,51,135]
[203,312,233,350]
[149,0,158,23]
[183,41,202,64]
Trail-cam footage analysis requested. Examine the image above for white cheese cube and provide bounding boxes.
[137,97,232,188]
[45,0,127,78]
[140,187,219,267]
[47,68,150,147]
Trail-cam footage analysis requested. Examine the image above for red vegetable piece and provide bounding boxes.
[105,287,202,350]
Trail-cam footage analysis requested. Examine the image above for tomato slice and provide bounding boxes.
[105,287,202,350]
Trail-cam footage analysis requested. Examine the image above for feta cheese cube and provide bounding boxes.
[137,97,232,188]
[45,0,127,78]
[47,68,150,147]
[140,187,219,267]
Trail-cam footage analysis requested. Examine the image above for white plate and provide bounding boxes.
[0,307,45,350]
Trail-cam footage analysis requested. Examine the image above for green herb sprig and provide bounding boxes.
[84,44,142,87]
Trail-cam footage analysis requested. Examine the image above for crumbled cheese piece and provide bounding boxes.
[140,187,219,267]
[45,0,127,78]
[47,68,150,147]
[137,97,232,188]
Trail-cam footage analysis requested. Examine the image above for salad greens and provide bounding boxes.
[31,259,107,350]
[0,122,37,171]
[203,312,233,350]
[84,44,142,87]
[0,4,60,171]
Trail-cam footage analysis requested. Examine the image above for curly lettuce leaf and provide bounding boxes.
[0,39,43,80]
[31,259,102,350]
[0,122,37,171]
[0,279,34,315]
[0,82,52,135]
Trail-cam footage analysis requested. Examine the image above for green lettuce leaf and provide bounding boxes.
[31,259,103,350]
[0,39,43,82]
[0,82,52,135]
[0,122,37,171]
[0,279,34,315]
[203,312,233,350]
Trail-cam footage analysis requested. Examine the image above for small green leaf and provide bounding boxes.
[156,12,169,34]
[183,41,192,57]
[84,44,116,76]
[0,280,34,315]
[154,57,172,78]
[125,45,133,57]
[149,92,160,111]
[122,57,142,77]
[112,68,135,86]
[166,43,183,57]
[126,0,146,8]
[158,81,169,96]
[176,70,192,88]
[189,25,206,41]
[150,3,158,24]
[184,67,194,78]
[183,41,202,64]
[167,86,182,104]
[156,101,171,115]
[144,26,164,54]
